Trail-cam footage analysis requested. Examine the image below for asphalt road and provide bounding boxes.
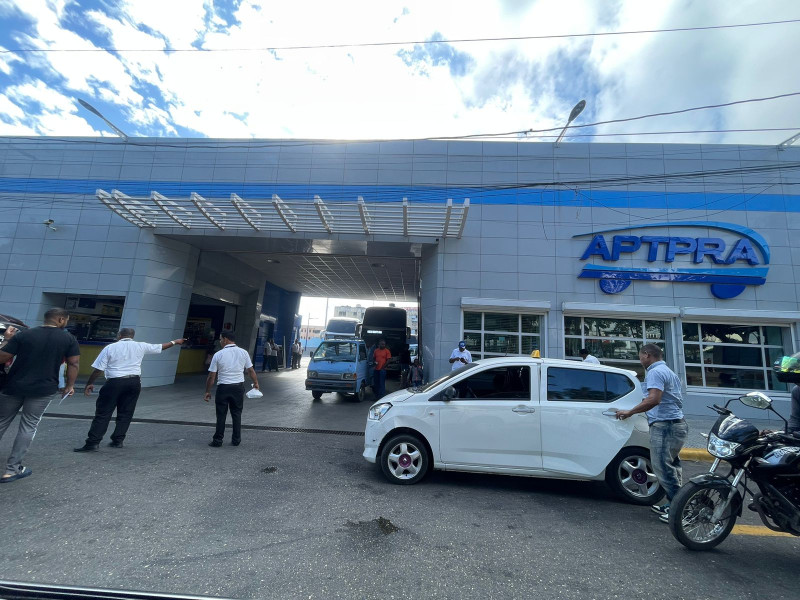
[0,417,798,600]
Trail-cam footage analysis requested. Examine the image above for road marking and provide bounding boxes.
[732,524,797,538]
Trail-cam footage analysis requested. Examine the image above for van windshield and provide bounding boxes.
[312,341,359,362]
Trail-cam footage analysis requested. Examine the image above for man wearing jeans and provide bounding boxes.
[0,308,80,483]
[615,343,688,523]
[204,331,259,447]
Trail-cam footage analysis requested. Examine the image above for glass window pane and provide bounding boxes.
[764,326,786,347]
[682,323,699,342]
[521,335,540,355]
[454,366,531,400]
[565,337,582,358]
[584,318,643,339]
[645,320,665,340]
[464,332,481,353]
[463,312,481,331]
[606,373,636,401]
[704,368,765,389]
[521,314,540,333]
[484,334,519,354]
[547,367,607,402]
[586,339,643,361]
[604,361,645,381]
[564,316,582,336]
[700,323,761,345]
[683,344,702,364]
[484,313,519,332]
[765,346,785,369]
[685,366,704,387]
[702,345,763,367]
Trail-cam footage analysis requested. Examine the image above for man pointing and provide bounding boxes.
[74,328,185,452]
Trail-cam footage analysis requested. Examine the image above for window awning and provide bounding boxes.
[97,189,470,238]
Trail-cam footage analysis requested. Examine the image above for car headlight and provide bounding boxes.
[342,372,358,380]
[308,370,318,378]
[368,403,392,421]
[707,433,741,458]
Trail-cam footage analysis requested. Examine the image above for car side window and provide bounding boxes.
[452,366,530,400]
[547,367,635,403]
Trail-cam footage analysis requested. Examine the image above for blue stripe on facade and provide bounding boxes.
[0,176,790,211]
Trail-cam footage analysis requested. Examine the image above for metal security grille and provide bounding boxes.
[97,189,470,238]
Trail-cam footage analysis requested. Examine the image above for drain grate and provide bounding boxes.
[43,413,365,437]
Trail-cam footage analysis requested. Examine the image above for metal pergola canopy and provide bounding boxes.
[98,189,470,238]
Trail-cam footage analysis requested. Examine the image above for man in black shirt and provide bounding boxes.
[0,308,80,482]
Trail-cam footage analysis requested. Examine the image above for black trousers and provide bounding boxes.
[213,383,244,443]
[86,376,142,445]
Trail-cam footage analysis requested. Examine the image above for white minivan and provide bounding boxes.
[363,356,664,505]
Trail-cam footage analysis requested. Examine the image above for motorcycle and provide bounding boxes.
[668,391,800,551]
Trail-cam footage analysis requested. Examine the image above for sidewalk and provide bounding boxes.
[52,368,772,450]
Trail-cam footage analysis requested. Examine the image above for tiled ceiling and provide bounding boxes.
[234,253,420,301]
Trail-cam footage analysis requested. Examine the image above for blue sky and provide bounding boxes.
[0,0,798,143]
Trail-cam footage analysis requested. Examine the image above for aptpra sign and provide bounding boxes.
[574,221,770,299]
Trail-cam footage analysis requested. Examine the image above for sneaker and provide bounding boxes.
[659,512,670,524]
[651,504,669,516]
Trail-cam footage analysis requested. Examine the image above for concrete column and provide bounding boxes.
[420,244,448,380]
[235,282,267,358]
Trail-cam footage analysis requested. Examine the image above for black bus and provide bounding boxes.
[357,307,409,373]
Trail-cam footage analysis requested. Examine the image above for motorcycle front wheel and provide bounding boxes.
[668,481,738,551]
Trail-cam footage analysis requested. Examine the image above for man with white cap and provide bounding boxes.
[449,341,473,371]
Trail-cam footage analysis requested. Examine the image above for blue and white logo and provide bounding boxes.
[574,221,770,299]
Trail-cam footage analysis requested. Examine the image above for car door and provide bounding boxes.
[437,364,542,471]
[539,365,639,477]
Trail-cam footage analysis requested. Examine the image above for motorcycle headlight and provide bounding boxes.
[707,433,741,458]
[342,372,358,380]
[368,403,392,421]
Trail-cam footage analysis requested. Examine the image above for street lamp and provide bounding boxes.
[77,98,129,141]
[554,99,586,146]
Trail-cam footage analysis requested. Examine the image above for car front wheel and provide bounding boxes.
[605,447,666,505]
[379,434,430,485]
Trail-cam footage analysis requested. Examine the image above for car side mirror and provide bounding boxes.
[442,386,457,401]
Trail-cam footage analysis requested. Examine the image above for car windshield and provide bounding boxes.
[412,362,480,392]
[312,341,359,362]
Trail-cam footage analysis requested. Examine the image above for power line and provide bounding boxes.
[2,18,799,54]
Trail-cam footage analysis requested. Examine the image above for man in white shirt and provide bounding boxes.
[449,341,473,371]
[75,328,184,452]
[580,348,601,364]
[204,331,260,447]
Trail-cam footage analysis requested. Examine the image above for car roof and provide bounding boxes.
[471,356,639,377]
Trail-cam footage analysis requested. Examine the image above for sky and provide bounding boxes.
[0,0,798,145]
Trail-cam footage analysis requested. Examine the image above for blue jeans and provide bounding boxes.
[373,369,386,399]
[649,420,689,502]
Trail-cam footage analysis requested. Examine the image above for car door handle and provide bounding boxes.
[602,409,619,417]
[512,406,536,414]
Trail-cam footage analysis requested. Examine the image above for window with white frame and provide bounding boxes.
[564,316,668,379]
[463,311,542,360]
[682,322,792,391]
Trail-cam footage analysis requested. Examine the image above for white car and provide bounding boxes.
[363,356,664,505]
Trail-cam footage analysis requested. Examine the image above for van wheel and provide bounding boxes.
[311,390,323,400]
[356,381,366,402]
[379,434,430,485]
[605,447,665,505]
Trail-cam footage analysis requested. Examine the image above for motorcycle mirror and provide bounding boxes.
[739,391,772,410]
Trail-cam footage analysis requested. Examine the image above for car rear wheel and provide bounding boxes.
[379,434,429,485]
[605,447,665,505]
[311,390,323,400]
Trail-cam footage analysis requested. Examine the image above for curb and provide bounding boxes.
[680,447,713,462]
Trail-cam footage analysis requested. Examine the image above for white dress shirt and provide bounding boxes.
[209,344,253,384]
[92,338,162,378]
[583,354,601,364]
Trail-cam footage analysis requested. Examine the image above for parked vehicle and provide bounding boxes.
[0,314,28,343]
[323,317,360,341]
[363,356,664,505]
[668,391,800,550]
[306,339,370,401]
[358,307,409,374]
